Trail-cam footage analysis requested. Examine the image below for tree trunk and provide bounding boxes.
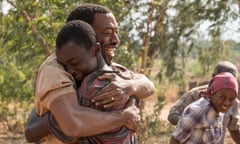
[7,0,51,56]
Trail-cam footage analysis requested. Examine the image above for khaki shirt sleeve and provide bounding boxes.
[35,57,76,116]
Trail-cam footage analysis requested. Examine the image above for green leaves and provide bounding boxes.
[0,0,239,105]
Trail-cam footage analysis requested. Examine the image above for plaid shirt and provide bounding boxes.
[172,98,223,144]
[168,84,240,143]
[77,65,137,144]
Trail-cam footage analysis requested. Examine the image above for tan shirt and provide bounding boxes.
[34,55,135,143]
[168,84,240,144]
[34,54,76,144]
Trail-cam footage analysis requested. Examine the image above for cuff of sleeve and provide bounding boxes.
[172,129,190,143]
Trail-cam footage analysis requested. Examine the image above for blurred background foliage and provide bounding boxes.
[1,0,240,143]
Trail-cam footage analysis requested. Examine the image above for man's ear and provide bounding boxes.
[93,42,101,56]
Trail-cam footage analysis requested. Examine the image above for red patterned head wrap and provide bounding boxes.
[206,72,238,98]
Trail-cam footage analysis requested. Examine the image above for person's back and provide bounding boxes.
[77,65,137,143]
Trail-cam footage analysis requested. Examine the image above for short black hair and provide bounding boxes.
[66,3,111,25]
[56,20,96,51]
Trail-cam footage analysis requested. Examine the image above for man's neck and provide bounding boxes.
[97,54,112,71]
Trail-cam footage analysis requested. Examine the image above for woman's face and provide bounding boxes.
[211,88,237,113]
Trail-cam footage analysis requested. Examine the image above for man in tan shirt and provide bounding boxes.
[168,61,240,144]
[25,4,154,143]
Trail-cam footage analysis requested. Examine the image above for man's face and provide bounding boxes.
[56,41,97,82]
[211,88,237,113]
[92,12,120,65]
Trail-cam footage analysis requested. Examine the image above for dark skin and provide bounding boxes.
[230,129,240,144]
[170,89,238,144]
[54,13,154,137]
[170,137,180,144]
[91,12,154,108]
[25,11,154,142]
[52,41,141,137]
[211,89,240,144]
[168,86,240,143]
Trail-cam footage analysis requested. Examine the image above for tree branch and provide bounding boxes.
[6,0,51,56]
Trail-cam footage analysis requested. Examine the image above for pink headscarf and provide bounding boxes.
[206,72,238,98]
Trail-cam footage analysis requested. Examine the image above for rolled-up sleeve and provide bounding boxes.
[35,55,76,116]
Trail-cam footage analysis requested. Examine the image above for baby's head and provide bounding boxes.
[56,20,101,81]
[207,72,238,113]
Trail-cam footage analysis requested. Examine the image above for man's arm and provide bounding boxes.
[229,130,240,144]
[25,108,50,142]
[25,95,140,142]
[92,72,154,108]
[170,136,180,144]
[50,92,140,138]
[168,90,201,125]
[227,100,240,144]
[128,72,155,99]
[167,92,192,125]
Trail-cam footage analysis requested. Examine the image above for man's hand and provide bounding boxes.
[119,98,140,132]
[92,73,132,108]
[25,108,50,142]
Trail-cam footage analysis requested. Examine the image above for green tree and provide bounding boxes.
[119,0,239,77]
[0,0,134,102]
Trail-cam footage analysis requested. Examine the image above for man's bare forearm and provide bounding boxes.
[129,73,155,99]
[50,92,139,138]
[170,136,180,144]
[230,130,240,144]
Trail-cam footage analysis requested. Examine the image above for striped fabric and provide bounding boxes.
[77,68,137,144]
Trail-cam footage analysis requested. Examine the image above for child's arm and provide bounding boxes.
[228,100,240,143]
[170,136,180,144]
[229,130,240,144]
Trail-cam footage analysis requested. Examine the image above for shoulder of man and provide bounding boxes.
[111,62,132,79]
[36,53,74,86]
[38,53,65,71]
[35,53,76,115]
[111,62,128,71]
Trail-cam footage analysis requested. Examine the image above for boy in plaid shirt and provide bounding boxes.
[170,72,238,144]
